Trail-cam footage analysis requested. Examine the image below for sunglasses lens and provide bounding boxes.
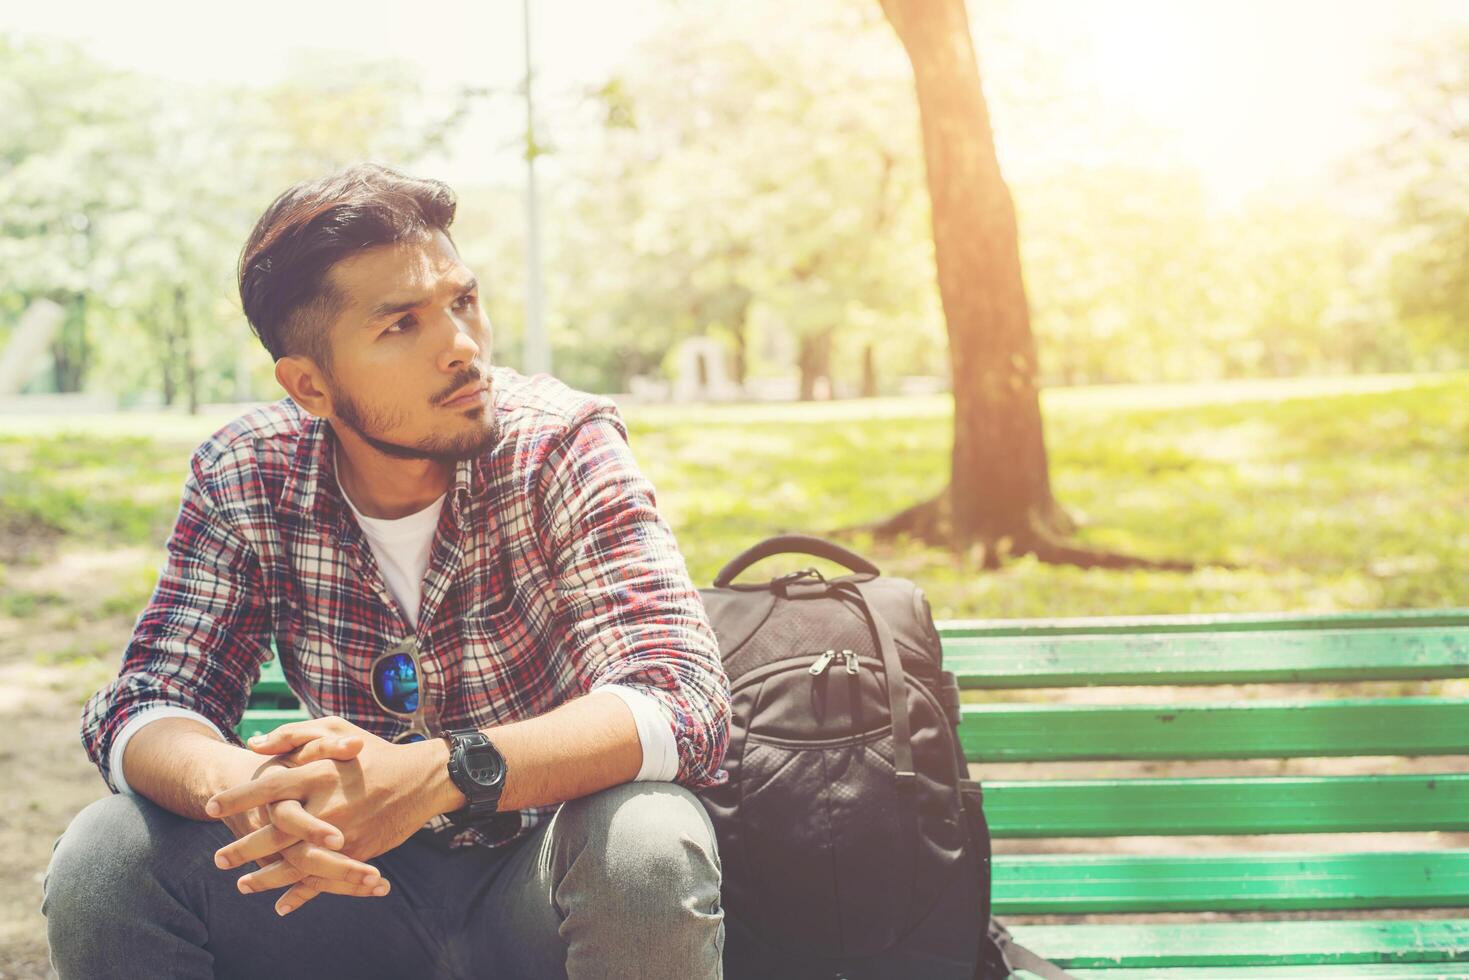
[373,652,419,714]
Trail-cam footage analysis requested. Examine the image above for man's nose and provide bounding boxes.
[437,314,482,372]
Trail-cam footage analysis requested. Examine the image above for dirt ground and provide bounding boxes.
[1,543,148,979]
[3,537,1468,977]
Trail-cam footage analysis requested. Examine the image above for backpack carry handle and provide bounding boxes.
[713,534,880,589]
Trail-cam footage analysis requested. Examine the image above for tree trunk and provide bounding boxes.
[161,353,177,407]
[797,328,834,401]
[159,299,179,407]
[877,0,1067,556]
[50,294,89,393]
[173,285,200,415]
[730,303,751,387]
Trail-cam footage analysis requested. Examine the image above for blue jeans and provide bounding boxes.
[42,782,725,979]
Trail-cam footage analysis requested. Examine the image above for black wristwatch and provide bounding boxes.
[440,729,508,824]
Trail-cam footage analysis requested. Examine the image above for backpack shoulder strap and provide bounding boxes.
[828,580,915,787]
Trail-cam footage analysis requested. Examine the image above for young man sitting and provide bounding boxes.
[41,163,731,980]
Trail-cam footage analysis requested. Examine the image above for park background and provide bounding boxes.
[2,0,1467,975]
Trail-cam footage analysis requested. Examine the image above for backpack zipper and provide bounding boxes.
[808,649,860,675]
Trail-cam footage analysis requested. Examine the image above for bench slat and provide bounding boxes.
[252,657,292,697]
[237,709,309,741]
[986,774,1469,837]
[1007,919,1469,969]
[939,609,1469,638]
[1057,969,1469,975]
[960,698,1469,762]
[942,626,1469,688]
[1056,965,1469,978]
[994,850,1469,914]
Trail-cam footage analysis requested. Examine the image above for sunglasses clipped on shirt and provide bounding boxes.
[371,637,435,744]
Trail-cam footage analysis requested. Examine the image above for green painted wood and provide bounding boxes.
[252,657,292,696]
[985,774,1469,837]
[938,608,1469,639]
[1008,918,1469,969]
[1054,965,1469,979]
[993,850,1469,914]
[236,708,309,741]
[959,698,1469,763]
[941,626,1469,689]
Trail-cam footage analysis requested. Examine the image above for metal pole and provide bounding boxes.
[522,0,549,377]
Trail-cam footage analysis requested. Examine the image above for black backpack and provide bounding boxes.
[696,535,1070,980]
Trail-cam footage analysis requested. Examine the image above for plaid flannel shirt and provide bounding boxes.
[80,367,731,849]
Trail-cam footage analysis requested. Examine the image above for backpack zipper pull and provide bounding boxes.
[842,650,859,674]
[808,650,837,675]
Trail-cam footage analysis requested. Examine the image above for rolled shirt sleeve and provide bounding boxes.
[594,685,680,782]
[536,403,731,790]
[80,451,272,793]
[107,706,224,794]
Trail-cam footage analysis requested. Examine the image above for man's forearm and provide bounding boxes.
[123,717,264,821]
[424,689,643,816]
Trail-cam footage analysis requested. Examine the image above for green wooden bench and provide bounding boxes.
[238,656,305,742]
[240,608,1469,977]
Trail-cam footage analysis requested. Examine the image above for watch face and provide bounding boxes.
[465,748,505,788]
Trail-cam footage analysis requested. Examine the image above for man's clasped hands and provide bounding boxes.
[205,717,446,917]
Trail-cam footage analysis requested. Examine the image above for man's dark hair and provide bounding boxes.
[238,163,458,368]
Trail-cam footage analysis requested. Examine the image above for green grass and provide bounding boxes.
[1,372,1464,620]
[0,433,188,549]
[637,372,1469,618]
[0,589,67,618]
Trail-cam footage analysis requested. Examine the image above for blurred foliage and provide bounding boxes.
[0,37,458,405]
[3,373,1464,617]
[546,5,941,394]
[0,10,1466,401]
[1367,30,1469,368]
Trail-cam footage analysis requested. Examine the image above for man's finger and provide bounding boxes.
[274,876,390,916]
[214,806,348,869]
[274,881,320,916]
[215,823,301,871]
[239,856,380,896]
[246,718,350,756]
[281,735,364,766]
[238,856,318,894]
[267,799,346,850]
[205,767,307,818]
[246,728,337,756]
[238,842,383,893]
[279,840,384,887]
[300,875,391,898]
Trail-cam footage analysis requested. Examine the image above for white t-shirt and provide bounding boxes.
[110,458,680,792]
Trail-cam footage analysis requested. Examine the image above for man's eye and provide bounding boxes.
[454,293,477,311]
[386,316,415,335]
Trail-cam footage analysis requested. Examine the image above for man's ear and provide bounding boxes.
[275,356,333,418]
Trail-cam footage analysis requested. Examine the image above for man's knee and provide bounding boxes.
[43,792,220,931]
[553,782,722,906]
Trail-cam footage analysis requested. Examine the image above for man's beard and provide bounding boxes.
[330,384,499,465]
